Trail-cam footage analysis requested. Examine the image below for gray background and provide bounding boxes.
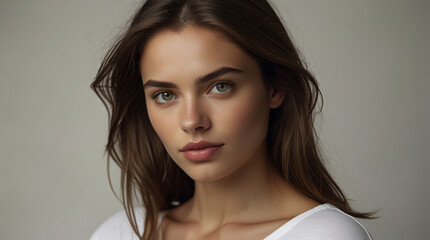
[0,0,428,239]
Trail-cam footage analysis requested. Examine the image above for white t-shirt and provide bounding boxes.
[90,203,373,240]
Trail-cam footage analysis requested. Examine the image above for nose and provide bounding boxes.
[180,98,211,133]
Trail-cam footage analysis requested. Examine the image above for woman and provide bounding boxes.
[90,0,376,239]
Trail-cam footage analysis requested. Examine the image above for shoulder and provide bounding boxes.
[89,207,145,240]
[278,203,373,240]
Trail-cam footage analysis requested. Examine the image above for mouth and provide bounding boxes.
[182,145,223,162]
[180,141,224,152]
[180,141,224,162]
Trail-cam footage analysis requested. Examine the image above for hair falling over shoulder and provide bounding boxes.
[91,0,377,239]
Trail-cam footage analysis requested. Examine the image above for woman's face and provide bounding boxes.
[140,25,283,182]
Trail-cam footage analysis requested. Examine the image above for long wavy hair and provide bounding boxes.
[91,0,377,239]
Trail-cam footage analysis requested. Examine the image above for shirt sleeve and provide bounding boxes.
[282,206,373,240]
[89,209,144,240]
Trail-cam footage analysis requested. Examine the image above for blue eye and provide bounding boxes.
[209,82,232,94]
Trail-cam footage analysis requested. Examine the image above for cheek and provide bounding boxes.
[147,107,183,162]
[146,106,175,146]
[217,90,270,145]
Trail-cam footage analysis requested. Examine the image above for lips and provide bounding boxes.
[180,141,224,162]
[180,141,224,152]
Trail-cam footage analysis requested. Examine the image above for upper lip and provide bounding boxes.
[180,141,224,152]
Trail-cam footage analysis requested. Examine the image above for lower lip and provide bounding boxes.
[182,145,223,162]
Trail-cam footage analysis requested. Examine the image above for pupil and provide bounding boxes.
[162,92,172,101]
[216,83,228,92]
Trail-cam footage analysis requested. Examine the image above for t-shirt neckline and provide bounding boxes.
[158,203,331,239]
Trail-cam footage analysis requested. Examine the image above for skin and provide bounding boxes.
[140,24,319,240]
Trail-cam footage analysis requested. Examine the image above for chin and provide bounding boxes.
[183,164,237,183]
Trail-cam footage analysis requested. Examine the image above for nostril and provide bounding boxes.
[180,105,211,133]
[194,126,207,132]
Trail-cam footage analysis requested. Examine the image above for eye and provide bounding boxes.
[153,91,176,103]
[209,82,232,94]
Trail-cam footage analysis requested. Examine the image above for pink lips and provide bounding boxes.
[180,141,224,162]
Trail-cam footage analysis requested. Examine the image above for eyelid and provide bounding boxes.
[151,90,172,99]
[207,80,235,94]
[151,90,178,104]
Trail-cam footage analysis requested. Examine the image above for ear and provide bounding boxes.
[268,87,286,109]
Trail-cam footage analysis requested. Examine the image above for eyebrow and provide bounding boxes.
[142,66,243,89]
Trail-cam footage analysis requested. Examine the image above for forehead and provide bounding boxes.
[140,25,256,82]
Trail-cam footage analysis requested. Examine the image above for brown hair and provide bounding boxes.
[91,0,377,239]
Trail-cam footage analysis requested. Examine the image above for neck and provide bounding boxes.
[182,145,294,231]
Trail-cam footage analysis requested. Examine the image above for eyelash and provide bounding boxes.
[150,81,235,104]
